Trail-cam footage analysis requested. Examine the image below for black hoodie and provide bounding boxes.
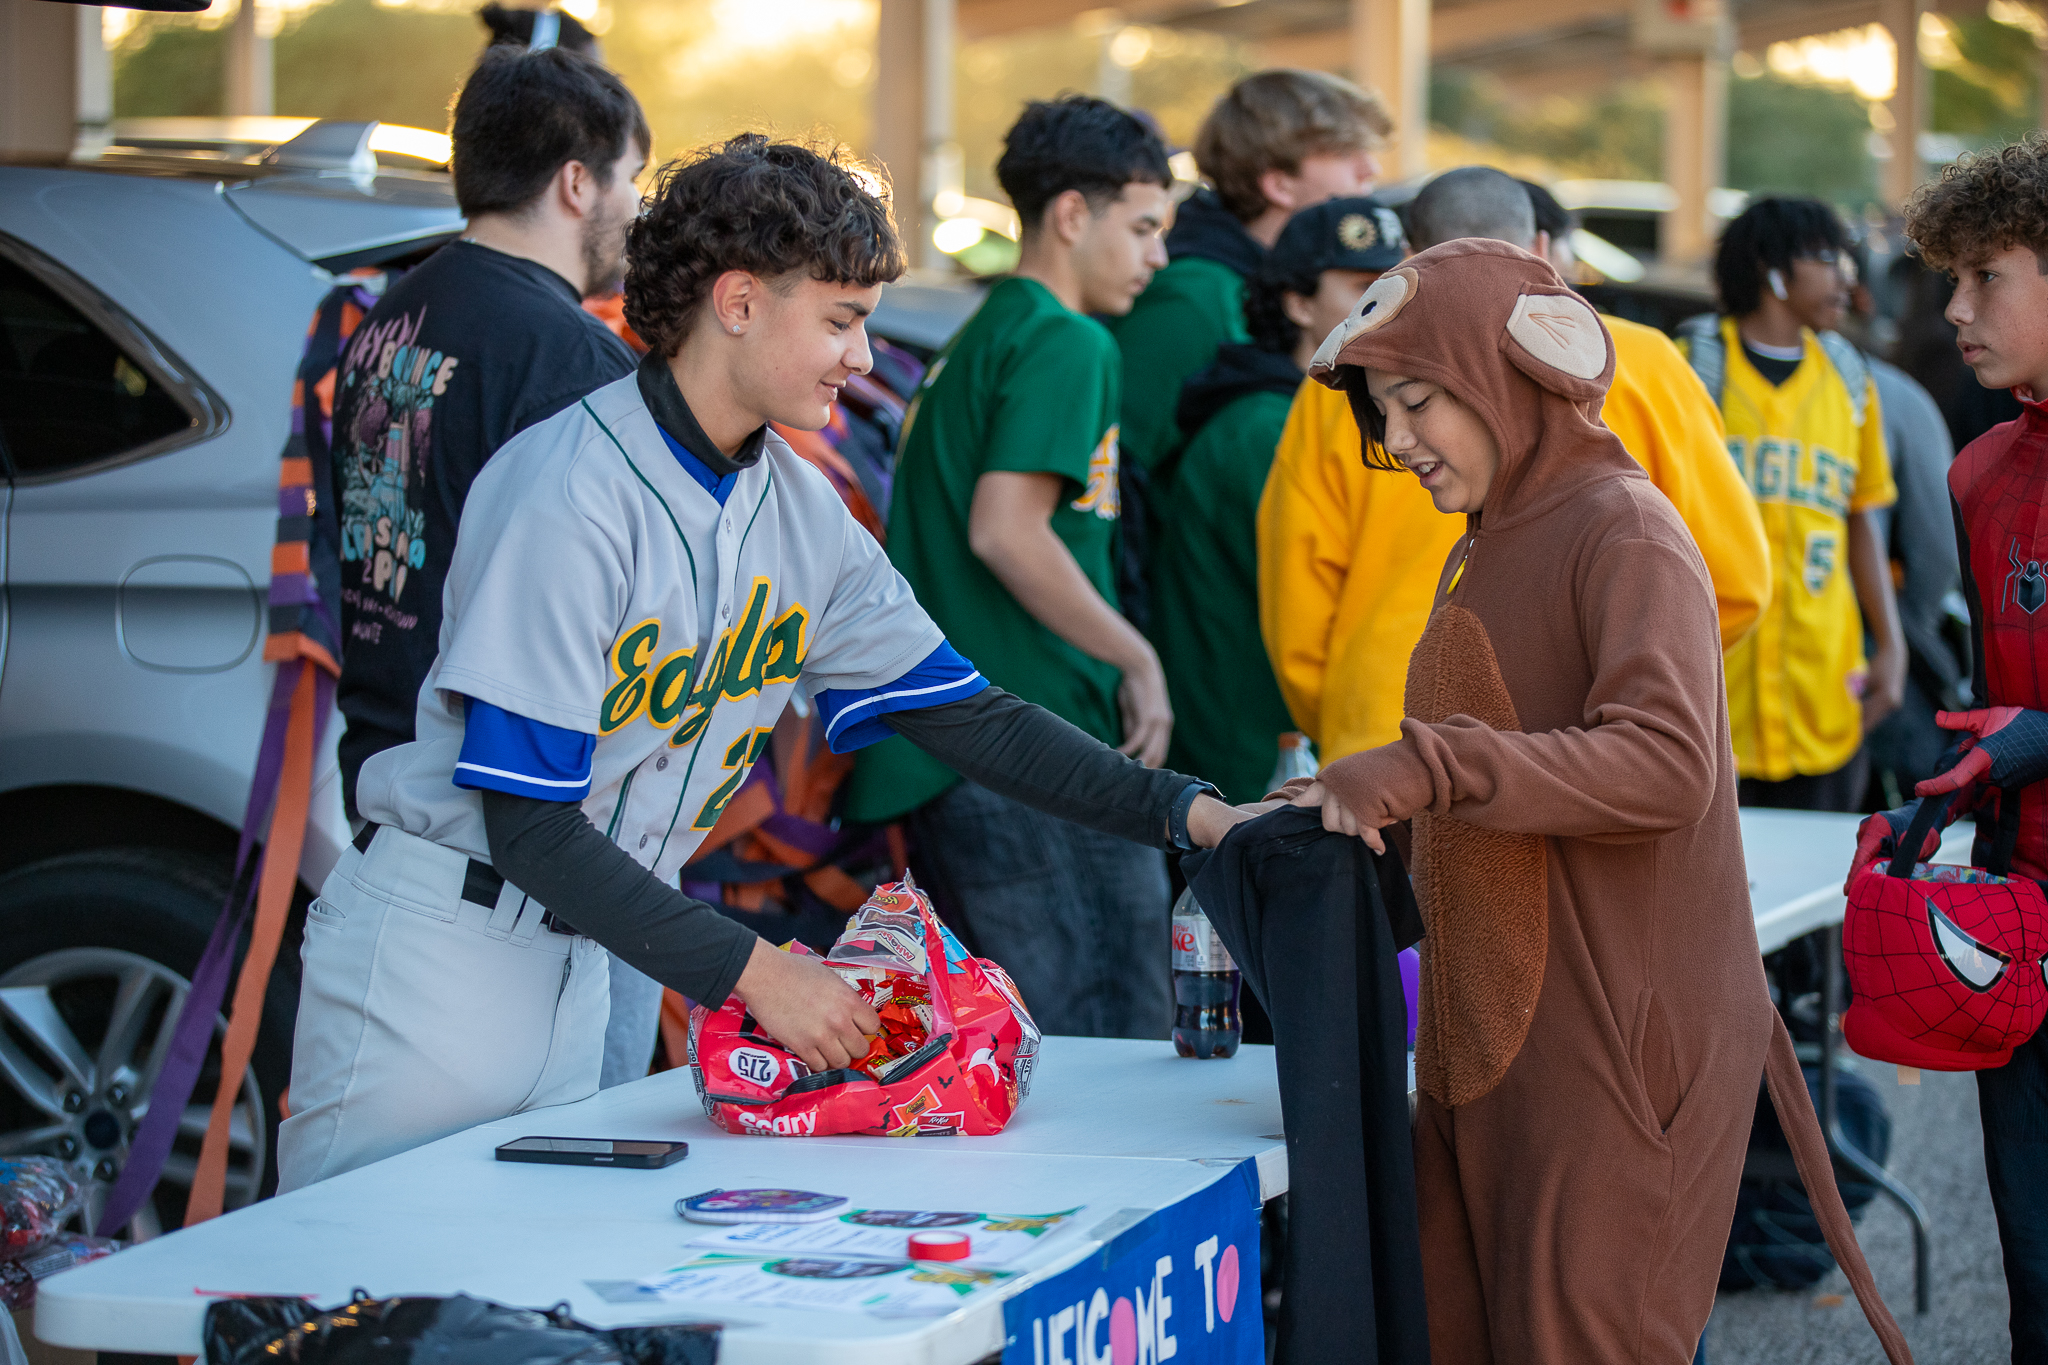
[1164,188,1266,278]
[1176,342,1305,438]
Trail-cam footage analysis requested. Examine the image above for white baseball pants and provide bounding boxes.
[277,825,611,1191]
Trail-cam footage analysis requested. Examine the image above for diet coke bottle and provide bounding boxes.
[1172,887,1242,1059]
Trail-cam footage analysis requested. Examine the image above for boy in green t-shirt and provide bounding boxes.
[1153,197,1405,805]
[851,95,1183,1038]
[1106,70,1389,484]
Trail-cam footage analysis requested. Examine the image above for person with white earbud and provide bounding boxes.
[1675,197,1905,814]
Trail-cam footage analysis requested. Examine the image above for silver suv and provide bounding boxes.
[0,123,461,1234]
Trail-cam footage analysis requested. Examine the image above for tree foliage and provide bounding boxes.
[1725,71,1877,209]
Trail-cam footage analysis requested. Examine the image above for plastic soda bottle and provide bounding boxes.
[1269,731,1319,792]
[1172,887,1242,1059]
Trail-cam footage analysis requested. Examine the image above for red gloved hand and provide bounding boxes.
[1915,707,2041,797]
[1845,803,1947,891]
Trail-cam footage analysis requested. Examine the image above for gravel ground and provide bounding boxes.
[1707,1061,2011,1364]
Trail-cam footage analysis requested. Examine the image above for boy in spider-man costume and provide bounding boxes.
[1853,133,2048,1363]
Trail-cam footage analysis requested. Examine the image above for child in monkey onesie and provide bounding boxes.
[1280,240,1912,1364]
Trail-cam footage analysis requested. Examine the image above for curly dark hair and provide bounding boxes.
[624,134,906,358]
[1906,132,2048,272]
[1712,196,1849,317]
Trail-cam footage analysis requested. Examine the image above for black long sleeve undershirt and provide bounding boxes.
[480,686,1202,1004]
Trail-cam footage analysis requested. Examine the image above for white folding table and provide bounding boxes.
[1739,806,1972,1315]
[35,810,1948,1359]
[35,1037,1287,1365]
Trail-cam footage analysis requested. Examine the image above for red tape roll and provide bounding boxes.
[907,1231,971,1261]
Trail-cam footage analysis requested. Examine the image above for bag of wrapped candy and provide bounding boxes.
[0,1158,108,1312]
[0,1160,79,1260]
[689,878,1040,1137]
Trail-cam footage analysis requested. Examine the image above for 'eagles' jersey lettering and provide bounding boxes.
[1726,437,1853,518]
[646,647,698,726]
[599,619,662,733]
[721,578,775,701]
[599,581,814,748]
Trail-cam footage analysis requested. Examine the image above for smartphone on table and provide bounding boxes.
[494,1136,690,1169]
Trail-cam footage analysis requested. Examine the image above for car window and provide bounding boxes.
[0,254,195,478]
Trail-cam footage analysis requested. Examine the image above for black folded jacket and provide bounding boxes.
[1182,806,1429,1365]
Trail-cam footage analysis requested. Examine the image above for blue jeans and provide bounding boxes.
[1982,1026,2048,1363]
[600,955,664,1088]
[909,778,1173,1040]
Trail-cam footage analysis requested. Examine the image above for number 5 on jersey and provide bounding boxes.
[694,726,772,830]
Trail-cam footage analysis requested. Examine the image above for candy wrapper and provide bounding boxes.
[0,1158,80,1259]
[0,1235,120,1311]
[690,879,1039,1137]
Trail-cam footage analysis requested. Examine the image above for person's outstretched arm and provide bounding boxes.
[882,684,1246,849]
[480,790,879,1073]
[1301,529,1727,844]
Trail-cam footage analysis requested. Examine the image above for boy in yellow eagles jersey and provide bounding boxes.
[1678,197,1905,811]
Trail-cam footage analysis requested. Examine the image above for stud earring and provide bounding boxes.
[732,324,742,334]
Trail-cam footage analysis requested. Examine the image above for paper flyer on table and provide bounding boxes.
[587,1253,1016,1318]
[684,1207,1083,1269]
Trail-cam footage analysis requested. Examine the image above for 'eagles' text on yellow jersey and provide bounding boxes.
[1709,317,1895,782]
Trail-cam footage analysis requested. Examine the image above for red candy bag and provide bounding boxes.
[690,879,1040,1137]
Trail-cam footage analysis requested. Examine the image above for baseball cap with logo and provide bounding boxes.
[1263,196,1408,285]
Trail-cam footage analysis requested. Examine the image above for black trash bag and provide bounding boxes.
[204,1292,719,1365]
[1720,1063,1894,1291]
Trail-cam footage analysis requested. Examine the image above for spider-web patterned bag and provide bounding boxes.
[688,879,1040,1136]
[1844,791,2048,1070]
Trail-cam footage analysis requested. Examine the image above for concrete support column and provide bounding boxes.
[1,0,79,160]
[1352,0,1430,179]
[77,7,112,157]
[874,0,955,270]
[1879,0,1928,209]
[1661,52,1727,267]
[226,0,273,118]
[923,0,958,268]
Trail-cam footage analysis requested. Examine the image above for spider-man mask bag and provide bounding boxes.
[1844,792,2048,1070]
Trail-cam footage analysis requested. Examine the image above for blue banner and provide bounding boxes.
[1002,1160,1263,1365]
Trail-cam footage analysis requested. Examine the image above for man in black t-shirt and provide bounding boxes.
[332,45,647,813]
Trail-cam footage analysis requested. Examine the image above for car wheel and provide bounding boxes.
[0,849,299,1239]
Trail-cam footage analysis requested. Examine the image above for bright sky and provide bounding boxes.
[1765,22,1896,102]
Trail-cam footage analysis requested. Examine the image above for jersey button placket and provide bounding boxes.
[715,504,738,623]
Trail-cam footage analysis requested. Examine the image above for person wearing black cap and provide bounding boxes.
[1152,198,1407,805]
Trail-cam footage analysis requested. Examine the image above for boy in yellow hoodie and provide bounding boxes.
[1258,167,1770,760]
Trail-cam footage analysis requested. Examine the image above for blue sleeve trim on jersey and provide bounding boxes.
[815,642,989,754]
[453,696,596,801]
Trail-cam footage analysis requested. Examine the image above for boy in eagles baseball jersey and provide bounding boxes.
[278,135,1252,1188]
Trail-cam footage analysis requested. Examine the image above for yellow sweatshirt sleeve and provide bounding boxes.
[1258,379,1359,744]
[1601,315,1772,648]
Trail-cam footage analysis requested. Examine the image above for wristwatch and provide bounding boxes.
[1167,781,1222,852]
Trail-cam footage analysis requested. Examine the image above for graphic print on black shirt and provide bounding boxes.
[337,305,449,628]
[328,241,635,811]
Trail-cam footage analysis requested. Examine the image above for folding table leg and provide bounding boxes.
[1822,923,1933,1315]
